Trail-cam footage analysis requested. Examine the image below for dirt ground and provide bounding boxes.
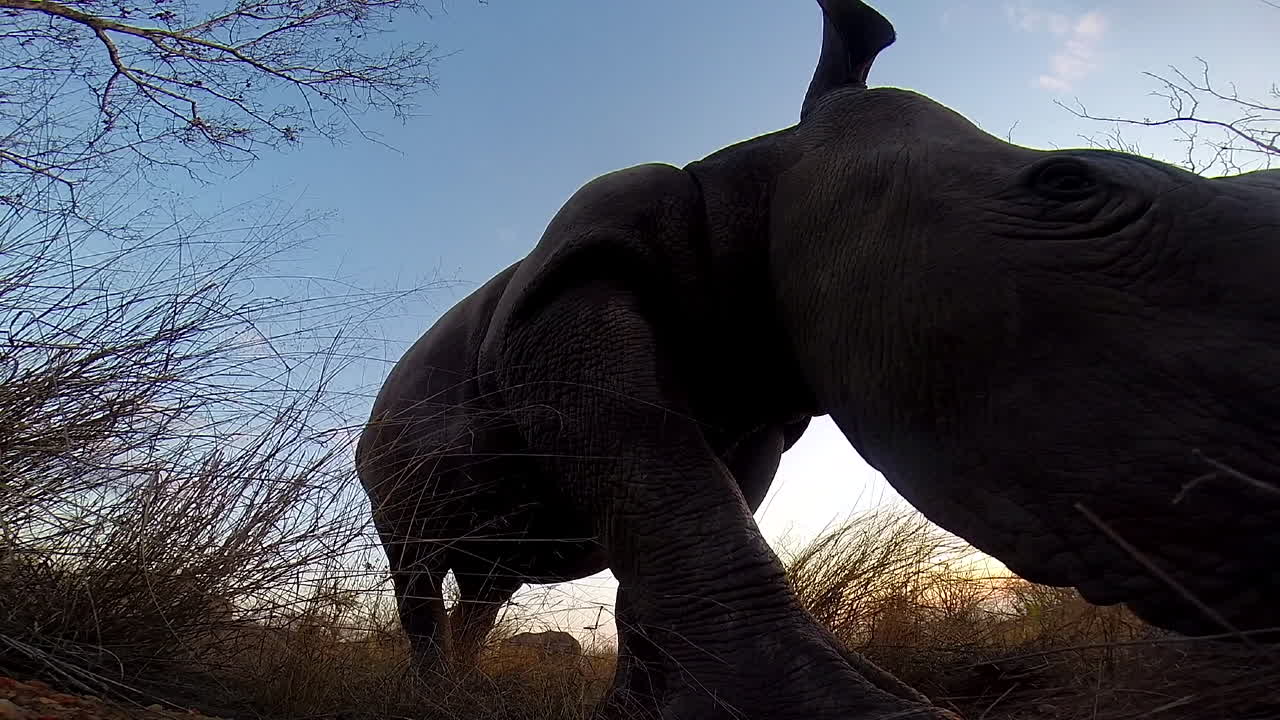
[0,676,228,720]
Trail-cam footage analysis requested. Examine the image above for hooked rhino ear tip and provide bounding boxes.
[801,0,896,120]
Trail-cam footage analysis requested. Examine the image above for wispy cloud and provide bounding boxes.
[1005,2,1108,92]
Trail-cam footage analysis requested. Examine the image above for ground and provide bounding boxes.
[0,676,228,720]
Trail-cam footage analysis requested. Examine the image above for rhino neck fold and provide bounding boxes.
[682,129,819,423]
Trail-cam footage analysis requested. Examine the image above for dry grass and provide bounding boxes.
[167,597,615,720]
[0,198,612,719]
[1,197,1277,720]
[783,508,1280,720]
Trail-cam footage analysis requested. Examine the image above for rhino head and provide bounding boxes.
[759,0,1280,639]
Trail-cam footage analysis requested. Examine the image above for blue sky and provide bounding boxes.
[193,1,1279,629]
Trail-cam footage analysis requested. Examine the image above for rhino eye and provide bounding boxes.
[1031,159,1098,200]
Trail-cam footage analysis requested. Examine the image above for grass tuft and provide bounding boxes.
[784,508,1280,719]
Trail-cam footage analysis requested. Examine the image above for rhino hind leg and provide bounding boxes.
[380,529,451,681]
[448,561,524,669]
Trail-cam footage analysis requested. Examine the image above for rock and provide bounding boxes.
[501,630,582,657]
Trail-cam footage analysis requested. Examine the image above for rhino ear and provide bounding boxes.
[801,0,896,119]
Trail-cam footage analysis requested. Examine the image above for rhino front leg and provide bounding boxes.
[727,424,935,708]
[806,616,934,707]
[495,286,946,720]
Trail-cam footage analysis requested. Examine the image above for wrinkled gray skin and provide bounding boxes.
[357,1,1280,717]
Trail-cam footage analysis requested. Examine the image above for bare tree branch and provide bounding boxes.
[0,0,452,215]
[1063,56,1279,176]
